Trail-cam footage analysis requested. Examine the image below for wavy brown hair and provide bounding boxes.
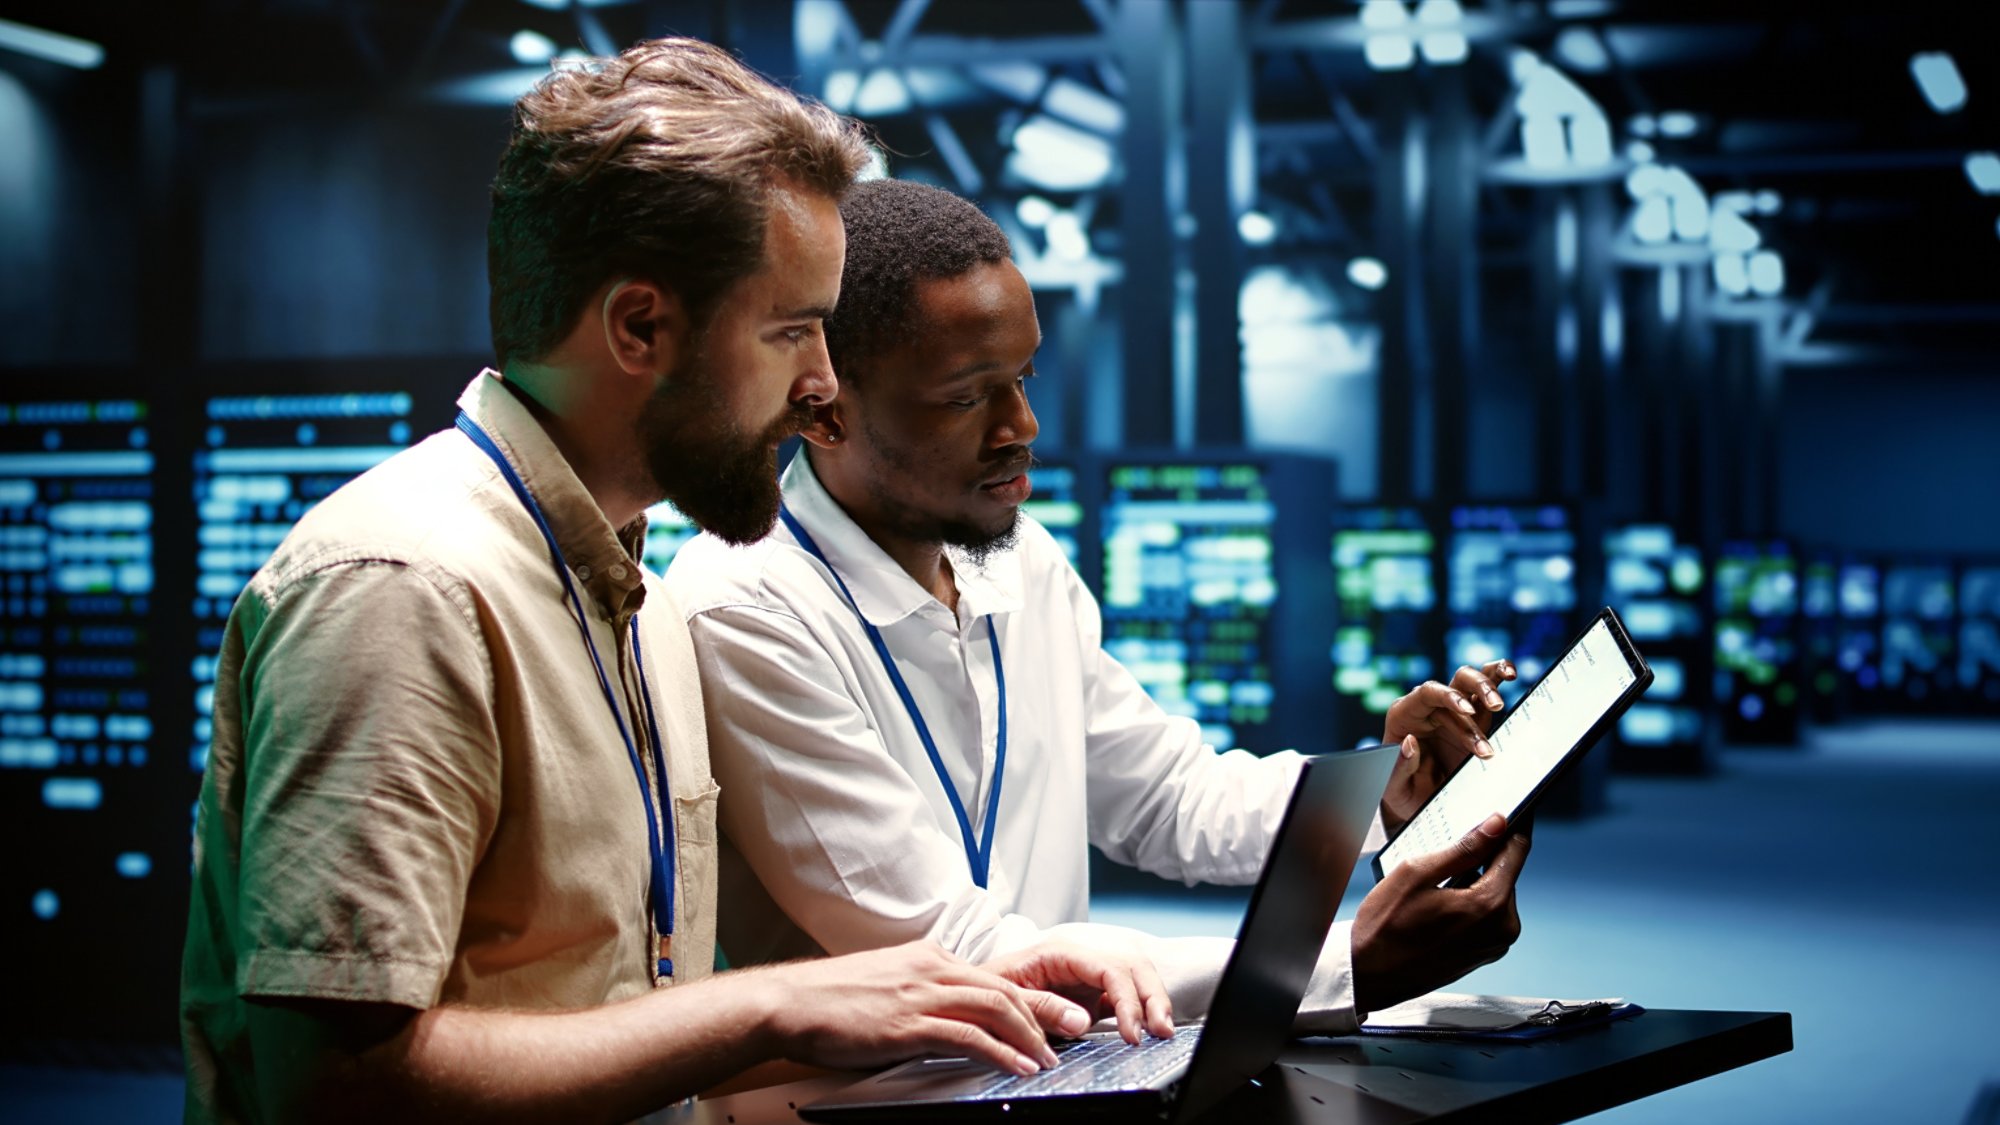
[487,38,871,367]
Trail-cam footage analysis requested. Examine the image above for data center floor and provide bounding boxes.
[4,717,1997,1123]
[1097,716,2000,1124]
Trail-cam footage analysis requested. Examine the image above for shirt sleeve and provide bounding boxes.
[1062,563,1364,1033]
[229,557,499,1009]
[690,599,1359,1030]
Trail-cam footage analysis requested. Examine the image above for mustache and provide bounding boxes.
[764,399,815,443]
[992,449,1038,479]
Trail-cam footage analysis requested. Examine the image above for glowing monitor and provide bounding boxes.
[1332,507,1437,718]
[1445,505,1575,707]
[1099,455,1334,754]
[192,393,416,772]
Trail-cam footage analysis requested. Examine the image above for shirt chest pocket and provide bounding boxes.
[668,779,721,980]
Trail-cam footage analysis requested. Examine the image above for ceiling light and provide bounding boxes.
[1044,212,1090,261]
[509,30,557,65]
[1237,211,1277,246]
[1413,0,1462,24]
[1360,0,1408,31]
[1657,111,1698,138]
[1419,31,1468,66]
[1553,27,1609,73]
[1015,195,1056,229]
[1964,152,2000,195]
[1346,257,1388,290]
[1910,52,1968,114]
[1712,253,1750,297]
[1747,250,1784,297]
[0,17,104,69]
[852,69,911,116]
[1364,33,1415,71]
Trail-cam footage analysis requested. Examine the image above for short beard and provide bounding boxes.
[636,351,810,546]
[857,410,1026,568]
[946,512,1021,569]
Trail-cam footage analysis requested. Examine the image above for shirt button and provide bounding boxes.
[575,564,592,581]
[610,564,628,581]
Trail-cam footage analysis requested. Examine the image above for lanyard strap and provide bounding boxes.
[456,412,676,979]
[778,504,1008,888]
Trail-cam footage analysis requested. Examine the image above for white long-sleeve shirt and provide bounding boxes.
[668,454,1366,1032]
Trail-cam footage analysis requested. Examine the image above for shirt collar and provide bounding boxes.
[779,453,1024,627]
[459,370,648,616]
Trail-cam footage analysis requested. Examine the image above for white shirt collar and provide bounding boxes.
[779,452,1025,627]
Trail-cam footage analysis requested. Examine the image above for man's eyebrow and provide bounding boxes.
[773,303,836,321]
[942,348,1042,383]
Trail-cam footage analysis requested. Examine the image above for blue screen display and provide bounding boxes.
[1604,523,1706,746]
[1100,463,1278,751]
[192,394,415,771]
[1333,507,1436,716]
[1446,505,1575,706]
[1021,462,1083,567]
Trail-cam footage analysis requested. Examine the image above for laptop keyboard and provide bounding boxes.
[950,1029,1202,1101]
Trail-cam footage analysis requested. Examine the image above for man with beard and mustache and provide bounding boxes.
[669,178,1533,1037]
[181,43,1168,1125]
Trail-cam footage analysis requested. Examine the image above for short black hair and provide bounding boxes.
[824,179,1013,383]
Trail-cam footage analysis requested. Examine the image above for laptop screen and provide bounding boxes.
[1173,744,1399,1121]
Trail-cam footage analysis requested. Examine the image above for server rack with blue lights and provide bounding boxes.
[1021,458,1089,578]
[1603,523,1714,773]
[1958,563,2000,709]
[1878,561,1957,712]
[1095,453,1337,758]
[1712,540,1801,744]
[1836,559,1885,712]
[0,385,181,1040]
[1800,552,1844,725]
[1442,504,1608,813]
[1331,505,1441,747]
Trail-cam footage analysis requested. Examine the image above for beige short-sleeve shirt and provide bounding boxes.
[181,371,717,1124]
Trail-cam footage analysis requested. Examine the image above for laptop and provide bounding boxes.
[799,743,1401,1123]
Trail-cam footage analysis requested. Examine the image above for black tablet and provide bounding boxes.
[1374,606,1652,881]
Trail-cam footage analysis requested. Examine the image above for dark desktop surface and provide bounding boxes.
[683,1009,1789,1124]
[1270,1010,1790,1125]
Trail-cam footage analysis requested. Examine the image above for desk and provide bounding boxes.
[681,1009,1790,1124]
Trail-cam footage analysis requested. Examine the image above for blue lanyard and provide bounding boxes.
[777,504,1008,888]
[456,412,677,981]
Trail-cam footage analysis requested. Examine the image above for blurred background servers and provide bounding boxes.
[1,2,1997,1121]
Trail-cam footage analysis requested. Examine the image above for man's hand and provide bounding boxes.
[1350,813,1531,1018]
[982,940,1175,1044]
[1379,660,1517,833]
[758,941,1083,1076]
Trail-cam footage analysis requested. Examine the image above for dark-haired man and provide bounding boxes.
[669,178,1531,1035]
[181,44,1165,1125]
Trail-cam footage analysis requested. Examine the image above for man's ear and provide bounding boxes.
[601,279,687,378]
[799,398,847,451]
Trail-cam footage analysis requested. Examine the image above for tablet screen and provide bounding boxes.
[1377,615,1640,878]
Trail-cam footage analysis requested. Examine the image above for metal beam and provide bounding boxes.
[1117,0,1180,447]
[1186,0,1249,446]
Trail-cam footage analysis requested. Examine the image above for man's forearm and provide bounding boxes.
[249,972,784,1125]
